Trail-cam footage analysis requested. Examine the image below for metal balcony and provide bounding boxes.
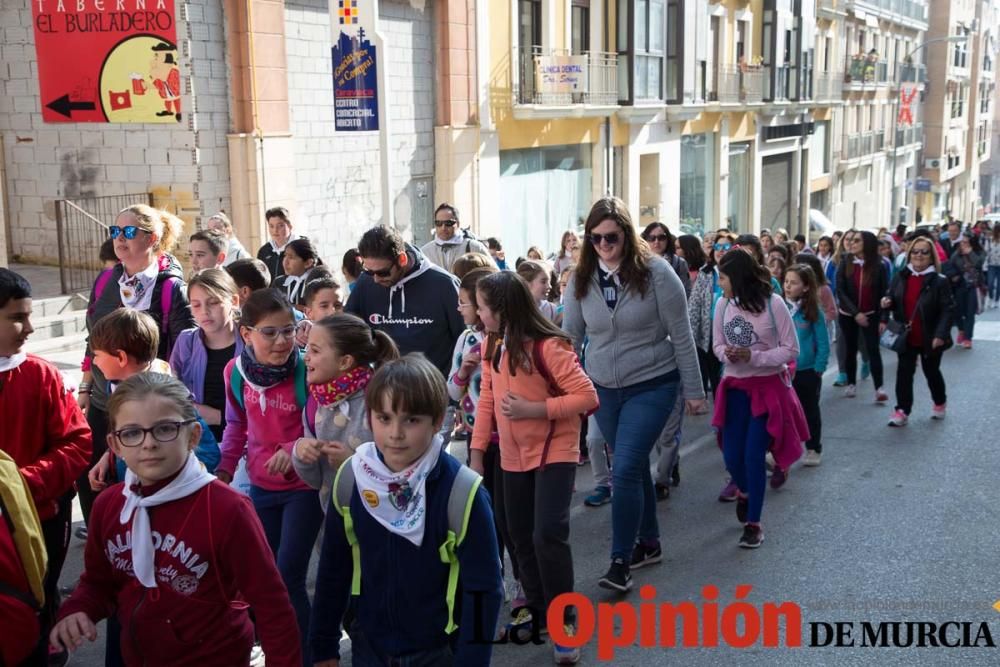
[514,47,619,110]
[815,71,844,101]
[716,64,766,104]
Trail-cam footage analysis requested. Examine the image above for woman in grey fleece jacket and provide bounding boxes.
[563,197,706,594]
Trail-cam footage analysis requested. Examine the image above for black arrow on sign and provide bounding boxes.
[46,94,96,119]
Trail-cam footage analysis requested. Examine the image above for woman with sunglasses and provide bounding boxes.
[563,197,705,593]
[216,289,322,663]
[836,230,890,402]
[77,205,195,530]
[880,236,954,426]
[642,222,691,296]
[419,202,492,274]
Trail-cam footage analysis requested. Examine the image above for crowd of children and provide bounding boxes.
[1,201,988,666]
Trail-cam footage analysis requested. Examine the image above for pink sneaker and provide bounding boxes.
[931,404,947,420]
[888,410,908,427]
[956,332,967,346]
[961,339,973,349]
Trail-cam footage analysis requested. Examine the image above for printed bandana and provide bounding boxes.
[310,366,373,407]
[351,436,443,547]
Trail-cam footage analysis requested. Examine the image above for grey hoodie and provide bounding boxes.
[562,255,705,400]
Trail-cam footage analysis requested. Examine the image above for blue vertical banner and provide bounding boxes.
[331,0,379,131]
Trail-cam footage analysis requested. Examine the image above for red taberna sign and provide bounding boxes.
[31,0,181,123]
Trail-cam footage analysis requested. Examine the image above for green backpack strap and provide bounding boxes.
[230,364,245,411]
[437,464,483,634]
[229,355,307,410]
[331,457,362,596]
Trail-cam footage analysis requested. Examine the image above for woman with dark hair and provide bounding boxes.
[676,234,707,285]
[881,236,954,426]
[712,250,807,548]
[735,234,783,296]
[563,197,704,592]
[836,230,889,401]
[642,222,691,295]
[944,233,985,348]
[689,231,737,401]
[273,238,324,308]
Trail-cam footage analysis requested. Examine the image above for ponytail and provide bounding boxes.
[370,329,401,368]
[313,313,400,369]
[157,210,185,255]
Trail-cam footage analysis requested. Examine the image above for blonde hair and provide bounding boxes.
[118,205,185,256]
[906,236,941,273]
[206,212,233,233]
[107,373,198,431]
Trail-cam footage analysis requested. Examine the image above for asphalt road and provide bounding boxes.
[55,310,1000,666]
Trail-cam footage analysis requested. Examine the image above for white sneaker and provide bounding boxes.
[803,450,822,466]
[931,404,947,420]
[845,385,857,398]
[874,388,889,403]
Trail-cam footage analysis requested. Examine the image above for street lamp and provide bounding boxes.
[888,34,969,228]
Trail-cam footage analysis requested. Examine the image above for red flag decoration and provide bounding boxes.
[897,84,918,127]
[109,90,132,111]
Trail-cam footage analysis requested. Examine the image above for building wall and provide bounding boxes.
[0,0,232,263]
[283,0,435,256]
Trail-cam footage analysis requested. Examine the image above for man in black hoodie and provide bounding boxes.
[346,225,465,378]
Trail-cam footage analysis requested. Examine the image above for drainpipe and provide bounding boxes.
[246,0,267,241]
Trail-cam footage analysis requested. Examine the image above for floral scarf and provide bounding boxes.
[238,345,297,388]
[310,366,372,407]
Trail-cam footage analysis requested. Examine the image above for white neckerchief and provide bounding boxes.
[0,351,27,374]
[118,262,159,311]
[351,436,443,547]
[285,268,313,304]
[119,453,215,588]
[852,257,865,266]
[434,233,465,247]
[786,299,801,319]
[234,357,274,414]
[907,263,935,276]
[598,260,622,287]
[269,233,300,254]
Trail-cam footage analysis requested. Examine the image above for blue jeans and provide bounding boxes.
[594,373,679,560]
[721,388,770,524]
[250,485,324,665]
[988,266,1000,301]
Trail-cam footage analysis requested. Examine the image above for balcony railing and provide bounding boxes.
[845,56,889,85]
[853,0,927,23]
[514,47,618,106]
[894,123,924,148]
[716,64,766,104]
[844,131,880,160]
[815,71,843,101]
[768,64,792,101]
[896,62,927,84]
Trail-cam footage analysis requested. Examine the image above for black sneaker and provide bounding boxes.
[739,524,764,549]
[671,462,680,487]
[736,495,748,523]
[598,558,633,592]
[630,542,663,570]
[654,483,670,501]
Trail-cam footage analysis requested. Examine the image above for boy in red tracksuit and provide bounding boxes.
[0,269,92,661]
[52,373,301,666]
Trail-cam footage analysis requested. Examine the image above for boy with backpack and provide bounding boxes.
[0,269,92,662]
[311,354,503,666]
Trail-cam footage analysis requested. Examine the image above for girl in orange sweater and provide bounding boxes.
[469,272,597,664]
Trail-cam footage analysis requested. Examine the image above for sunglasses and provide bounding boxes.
[647,234,669,243]
[910,248,932,256]
[246,325,297,341]
[434,219,458,228]
[588,232,621,246]
[363,264,395,278]
[109,225,146,240]
[714,242,732,251]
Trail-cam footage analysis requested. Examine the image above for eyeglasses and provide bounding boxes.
[910,248,932,256]
[714,243,733,252]
[647,234,669,243]
[109,225,146,240]
[246,325,297,341]
[587,232,621,246]
[113,420,198,448]
[434,219,458,228]
[362,264,394,278]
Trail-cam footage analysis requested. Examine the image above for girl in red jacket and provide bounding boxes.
[50,373,301,666]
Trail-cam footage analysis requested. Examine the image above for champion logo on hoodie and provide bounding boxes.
[368,313,434,328]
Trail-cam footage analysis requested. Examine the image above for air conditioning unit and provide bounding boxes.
[926,158,942,170]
